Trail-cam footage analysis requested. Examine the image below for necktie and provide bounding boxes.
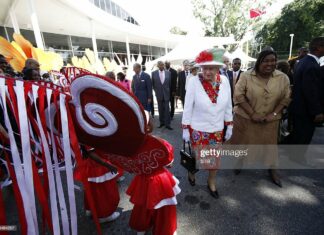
[185,71,188,77]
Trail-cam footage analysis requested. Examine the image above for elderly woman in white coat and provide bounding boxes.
[182,48,233,199]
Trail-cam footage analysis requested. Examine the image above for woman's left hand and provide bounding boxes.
[265,113,276,122]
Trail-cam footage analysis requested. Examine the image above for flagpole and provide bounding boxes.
[289,34,294,59]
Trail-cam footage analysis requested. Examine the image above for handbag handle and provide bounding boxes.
[183,140,191,155]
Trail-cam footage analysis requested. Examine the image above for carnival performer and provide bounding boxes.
[126,139,180,235]
[75,146,121,223]
[182,48,233,199]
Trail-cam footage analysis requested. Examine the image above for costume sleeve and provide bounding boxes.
[182,77,195,126]
[233,72,248,105]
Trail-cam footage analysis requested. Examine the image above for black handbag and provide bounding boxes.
[180,141,199,174]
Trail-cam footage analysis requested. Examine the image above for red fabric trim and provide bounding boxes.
[181,124,190,129]
[0,186,8,235]
[200,74,221,103]
[31,154,53,234]
[4,151,27,235]
[66,96,103,235]
[224,121,233,126]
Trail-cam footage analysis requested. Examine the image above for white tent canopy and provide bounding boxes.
[230,47,256,62]
[146,36,236,70]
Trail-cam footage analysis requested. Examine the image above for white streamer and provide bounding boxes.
[46,89,70,235]
[32,85,60,235]
[16,81,39,235]
[60,94,78,235]
[0,78,37,234]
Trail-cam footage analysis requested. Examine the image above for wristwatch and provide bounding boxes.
[273,112,277,116]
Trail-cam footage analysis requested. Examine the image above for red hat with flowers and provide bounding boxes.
[195,48,226,66]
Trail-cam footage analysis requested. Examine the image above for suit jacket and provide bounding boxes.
[167,67,178,96]
[177,70,188,100]
[220,69,234,99]
[233,69,243,84]
[292,55,322,118]
[131,72,152,108]
[152,70,171,101]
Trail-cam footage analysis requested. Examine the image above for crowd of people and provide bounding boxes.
[0,36,323,234]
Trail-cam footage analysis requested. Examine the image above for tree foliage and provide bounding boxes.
[255,0,324,52]
[192,0,269,40]
[169,26,187,35]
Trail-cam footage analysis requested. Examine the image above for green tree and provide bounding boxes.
[255,0,324,54]
[192,0,270,40]
[169,26,187,35]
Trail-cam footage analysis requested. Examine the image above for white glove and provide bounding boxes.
[225,125,233,141]
[182,128,190,142]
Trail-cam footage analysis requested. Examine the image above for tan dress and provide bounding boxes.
[230,69,291,167]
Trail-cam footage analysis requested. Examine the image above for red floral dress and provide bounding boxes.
[186,74,224,147]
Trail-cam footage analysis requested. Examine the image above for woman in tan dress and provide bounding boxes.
[230,50,291,187]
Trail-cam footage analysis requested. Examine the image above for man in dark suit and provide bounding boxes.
[152,61,172,130]
[165,61,178,119]
[177,60,190,108]
[232,58,243,85]
[290,37,324,163]
[132,63,153,111]
[220,55,234,102]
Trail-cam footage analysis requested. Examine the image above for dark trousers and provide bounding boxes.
[157,99,170,127]
[170,95,175,118]
[289,114,316,162]
[180,95,185,109]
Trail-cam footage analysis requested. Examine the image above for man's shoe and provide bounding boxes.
[166,126,173,130]
[158,124,164,128]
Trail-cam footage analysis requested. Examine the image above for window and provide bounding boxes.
[20,29,37,47]
[140,45,150,55]
[115,5,121,18]
[111,2,116,16]
[99,0,105,10]
[152,46,162,57]
[97,39,109,52]
[105,0,111,13]
[111,41,126,53]
[71,36,93,51]
[43,32,70,50]
[129,43,140,54]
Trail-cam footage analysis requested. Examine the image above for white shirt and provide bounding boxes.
[308,53,320,64]
[182,75,233,132]
[159,70,165,84]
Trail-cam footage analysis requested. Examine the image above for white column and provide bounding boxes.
[26,0,44,50]
[9,8,20,34]
[165,41,168,55]
[91,20,98,62]
[125,36,131,66]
